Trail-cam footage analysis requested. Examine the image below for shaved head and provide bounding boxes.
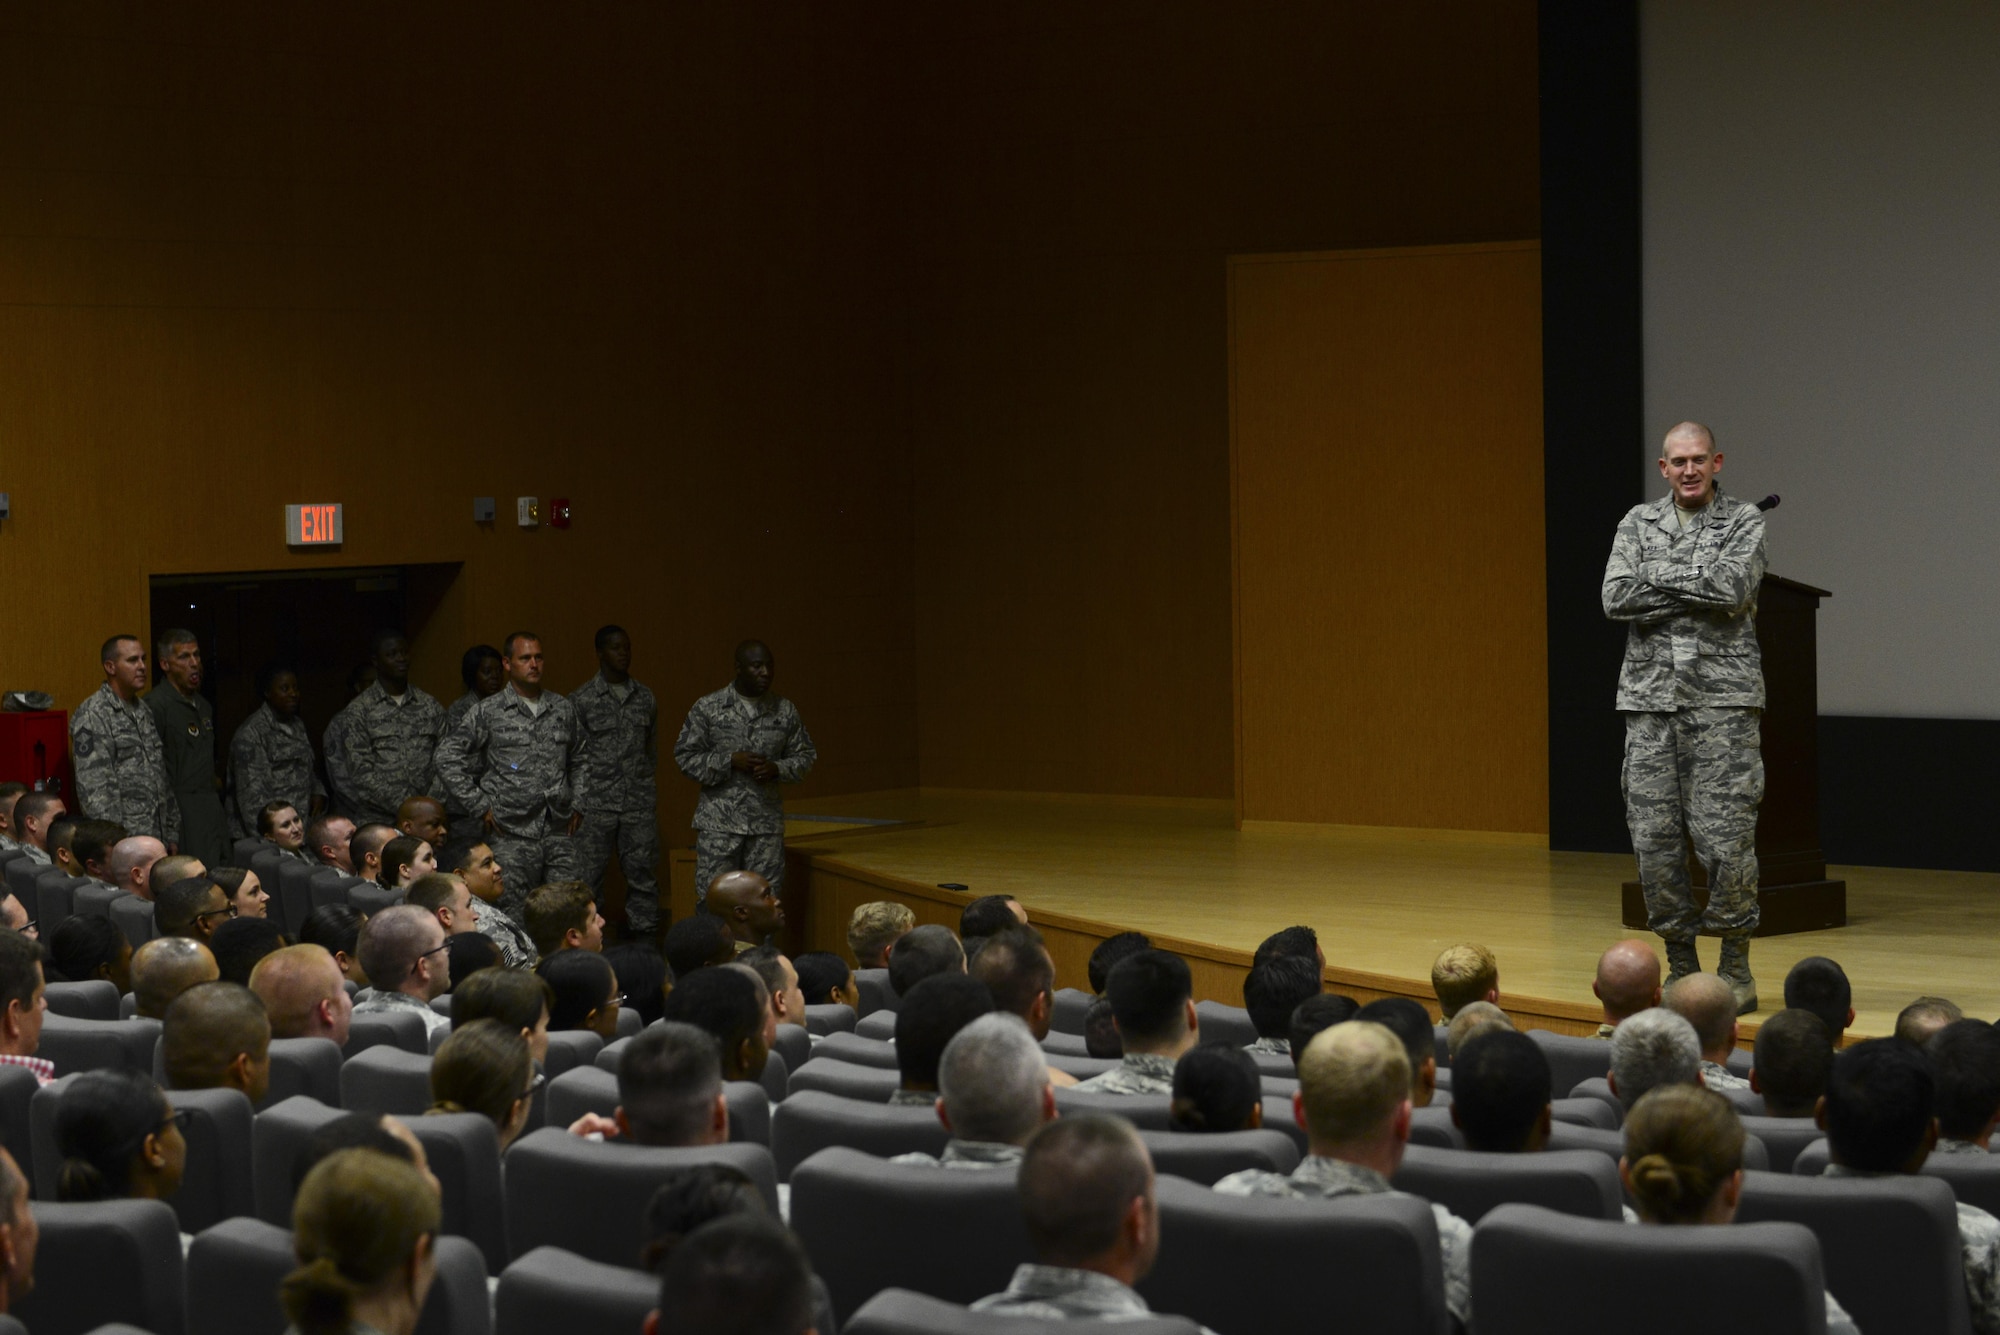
[107,836,168,897]
[130,936,220,1020]
[1593,940,1662,1025]
[1665,972,1739,1060]
[1661,420,1716,455]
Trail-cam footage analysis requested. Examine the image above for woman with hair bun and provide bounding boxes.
[426,1019,538,1152]
[1169,1043,1264,1133]
[283,1147,440,1335]
[54,1069,187,1203]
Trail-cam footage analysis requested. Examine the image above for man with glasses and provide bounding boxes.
[155,876,233,947]
[352,904,452,1036]
[0,931,52,1086]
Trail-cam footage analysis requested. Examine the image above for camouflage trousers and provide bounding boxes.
[693,829,784,906]
[1622,707,1764,941]
[487,829,578,921]
[572,809,662,932]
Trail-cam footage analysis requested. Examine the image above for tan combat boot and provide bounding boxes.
[1664,939,1701,990]
[1717,936,1758,1015]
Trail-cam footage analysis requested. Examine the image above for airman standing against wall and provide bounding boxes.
[145,629,229,868]
[569,625,661,938]
[71,635,178,848]
[322,630,445,825]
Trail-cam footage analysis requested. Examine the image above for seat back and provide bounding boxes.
[502,1126,779,1264]
[1049,987,1093,1035]
[495,1246,660,1335]
[1550,1095,1620,1130]
[265,1037,344,1109]
[1038,1029,1090,1057]
[1565,1076,1624,1122]
[815,1030,900,1070]
[340,1043,437,1116]
[541,1029,603,1081]
[1739,1116,1825,1174]
[344,1006,431,1057]
[276,858,318,936]
[1470,1202,1826,1335]
[32,868,82,935]
[1530,1029,1614,1096]
[614,1005,642,1039]
[1053,1088,1175,1128]
[251,1094,346,1225]
[69,877,121,927]
[1191,1000,1257,1047]
[0,1066,37,1193]
[249,844,285,891]
[2,860,40,905]
[232,836,265,865]
[43,979,121,1021]
[1392,1144,1622,1223]
[1135,1128,1300,1185]
[38,1013,161,1076]
[853,967,896,1016]
[1045,1052,1119,1081]
[803,1002,857,1036]
[759,1046,790,1105]
[186,1215,294,1335]
[109,894,156,947]
[1408,1105,1465,1149]
[855,1008,898,1042]
[790,1145,1030,1324]
[349,880,405,916]
[156,1085,258,1233]
[396,1111,509,1274]
[545,1064,619,1127]
[789,1058,903,1102]
[1262,1094,1308,1153]
[308,866,351,913]
[726,1080,771,1145]
[846,1288,1202,1335]
[1737,1167,1971,1335]
[13,1198,186,1335]
[1924,1152,2000,1218]
[770,1089,951,1178]
[1143,1172,1450,1335]
[772,1022,811,1076]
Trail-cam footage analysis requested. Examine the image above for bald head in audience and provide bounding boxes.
[163,980,271,1105]
[1666,973,1741,1069]
[106,837,167,901]
[1593,939,1662,1030]
[704,870,783,947]
[1897,996,1963,1049]
[130,936,219,1020]
[249,944,354,1046]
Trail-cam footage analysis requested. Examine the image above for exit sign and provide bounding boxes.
[286,503,344,546]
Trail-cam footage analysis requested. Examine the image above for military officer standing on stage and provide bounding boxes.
[144,629,229,868]
[569,625,662,938]
[323,630,445,825]
[72,635,178,848]
[227,664,325,838]
[1603,421,1768,1014]
[674,639,816,906]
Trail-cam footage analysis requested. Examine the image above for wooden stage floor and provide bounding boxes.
[789,790,2000,1040]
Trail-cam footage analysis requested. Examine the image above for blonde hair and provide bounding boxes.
[847,901,915,963]
[428,1019,533,1129]
[1296,1020,1409,1144]
[283,1148,440,1335]
[1430,943,1498,1019]
[1622,1084,1743,1224]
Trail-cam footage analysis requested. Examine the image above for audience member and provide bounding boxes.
[129,936,219,1021]
[638,1167,839,1335]
[605,943,670,1026]
[1288,993,1360,1075]
[1169,1044,1264,1134]
[163,980,272,1104]
[569,1022,729,1146]
[259,801,313,862]
[0,783,24,852]
[282,1148,441,1335]
[405,873,480,938]
[0,931,50,1086]
[704,870,783,951]
[301,904,369,986]
[888,923,965,997]
[653,1215,817,1335]
[1083,996,1122,1059]
[1242,954,1321,1057]
[1088,931,1151,995]
[1784,956,1855,1045]
[846,901,914,970]
[72,818,126,887]
[53,1069,186,1203]
[1899,996,1965,1049]
[396,796,450,859]
[428,1018,538,1151]
[1750,1008,1835,1118]
[309,813,357,873]
[0,894,28,940]
[1665,972,1753,1091]
[969,924,1055,1037]
[0,1146,32,1313]
[539,948,623,1039]
[741,944,806,1030]
[895,1013,1057,1167]
[445,839,536,969]
[1451,1028,1552,1153]
[1253,925,1322,971]
[348,821,397,886]
[959,894,1027,949]
[665,913,737,981]
[1929,1020,2000,1155]
[662,965,770,1082]
[451,965,553,1064]
[212,865,271,919]
[211,914,289,986]
[1355,997,1439,1109]
[1592,939,1663,1036]
[793,951,857,1010]
[250,944,355,1045]
[106,835,168,900]
[1075,950,1198,1095]
[376,835,434,891]
[45,816,81,878]
[292,1112,437,1197]
[892,973,997,1105]
[1431,943,1499,1020]
[1445,999,1513,1063]
[1608,1007,1702,1111]
[525,880,604,957]
[445,932,501,986]
[157,876,231,945]
[353,905,451,1036]
[147,853,206,903]
[10,792,63,865]
[1214,1021,1473,1328]
[47,914,132,993]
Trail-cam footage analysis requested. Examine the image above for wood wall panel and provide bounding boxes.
[1232,243,1549,832]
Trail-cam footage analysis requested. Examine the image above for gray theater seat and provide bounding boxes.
[251,1094,346,1225]
[109,894,155,947]
[541,1028,603,1080]
[0,1067,36,1193]
[1039,1029,1089,1057]
[1393,1144,1622,1223]
[1923,1151,2000,1218]
[38,1013,161,1076]
[802,1002,857,1036]
[772,1022,811,1074]
[1,861,38,906]
[1262,1094,1308,1154]
[1739,1116,1824,1174]
[1544,1118,1771,1172]
[1471,1202,1829,1335]
[396,1110,508,1273]
[43,979,121,1021]
[13,1198,185,1335]
[1566,1075,1624,1123]
[340,1043,436,1116]
[816,1030,901,1070]
[1053,1088,1175,1129]
[846,1289,1200,1335]
[759,1046,790,1105]
[1245,1046,1296,1079]
[1550,1095,1620,1130]
[33,868,83,935]
[789,1058,903,1102]
[855,1008,899,1041]
[308,867,352,913]
[591,1036,627,1073]
[232,836,265,865]
[1045,1052,1119,1080]
[614,1005,641,1039]
[1408,1104,1465,1149]
[1136,1128,1300,1185]
[1530,1029,1614,1097]
[69,877,120,926]
[496,1246,659,1335]
[343,1006,430,1057]
[264,1036,344,1109]
[853,967,896,1016]
[348,880,405,916]
[790,1146,1030,1323]
[1737,1167,1970,1335]
[276,858,317,936]
[771,1089,950,1178]
[1192,1000,1257,1047]
[160,1085,259,1233]
[1049,987,1092,1035]
[502,1126,779,1264]
[1143,1172,1450,1335]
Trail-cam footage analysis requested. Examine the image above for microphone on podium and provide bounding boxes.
[1754,494,1781,512]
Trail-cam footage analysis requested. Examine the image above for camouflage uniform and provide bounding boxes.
[322,683,446,826]
[889,1139,1025,1169]
[472,902,538,970]
[887,1088,938,1108]
[1826,1164,2000,1333]
[435,685,580,918]
[1215,1155,1473,1328]
[352,988,451,1037]
[440,692,488,846]
[1603,490,1767,980]
[569,672,662,932]
[1072,1052,1176,1096]
[71,684,178,845]
[972,1265,1215,1332]
[226,703,326,840]
[1937,1138,1989,1156]
[673,684,815,903]
[1246,1036,1291,1057]
[1698,1059,1753,1092]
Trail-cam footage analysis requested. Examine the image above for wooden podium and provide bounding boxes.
[1620,574,1847,936]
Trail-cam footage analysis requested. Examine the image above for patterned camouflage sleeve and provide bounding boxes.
[413,696,445,803]
[549,701,579,819]
[775,707,816,783]
[70,708,116,824]
[673,705,733,786]
[1958,1203,2000,1335]
[160,788,182,848]
[1642,506,1767,612]
[643,694,659,783]
[1602,511,1687,623]
[321,710,360,815]
[433,706,488,818]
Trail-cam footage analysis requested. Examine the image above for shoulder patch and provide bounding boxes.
[73,731,95,758]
